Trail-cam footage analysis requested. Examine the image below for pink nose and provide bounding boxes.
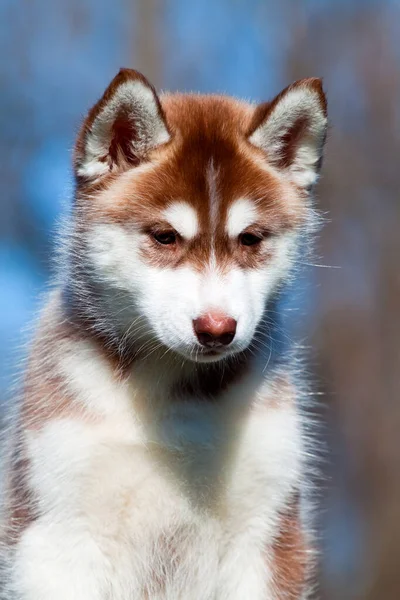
[193,313,237,348]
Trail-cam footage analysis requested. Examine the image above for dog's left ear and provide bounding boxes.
[248,78,327,189]
[74,68,170,182]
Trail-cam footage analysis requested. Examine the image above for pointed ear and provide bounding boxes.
[248,78,327,189]
[74,68,170,182]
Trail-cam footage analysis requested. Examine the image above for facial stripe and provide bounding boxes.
[206,159,220,236]
[226,198,259,237]
[162,201,199,239]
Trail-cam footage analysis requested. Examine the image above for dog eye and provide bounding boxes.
[239,232,263,246]
[153,231,177,245]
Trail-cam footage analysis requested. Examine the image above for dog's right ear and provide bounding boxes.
[74,69,170,183]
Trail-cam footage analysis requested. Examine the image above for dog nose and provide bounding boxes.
[193,313,237,348]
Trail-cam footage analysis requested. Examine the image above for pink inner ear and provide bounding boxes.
[277,115,309,169]
[109,111,141,168]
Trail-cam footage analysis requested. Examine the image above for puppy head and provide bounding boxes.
[71,69,327,363]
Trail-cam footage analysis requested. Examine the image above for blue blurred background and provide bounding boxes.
[1,1,400,598]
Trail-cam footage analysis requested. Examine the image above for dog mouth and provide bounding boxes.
[189,345,233,363]
[200,347,226,356]
[160,335,241,363]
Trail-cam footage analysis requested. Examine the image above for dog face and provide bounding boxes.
[72,70,327,363]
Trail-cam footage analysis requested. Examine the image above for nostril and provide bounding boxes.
[218,332,235,346]
[193,314,237,348]
[196,331,216,347]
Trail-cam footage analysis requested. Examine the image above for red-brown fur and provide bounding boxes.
[75,91,308,274]
[271,497,311,599]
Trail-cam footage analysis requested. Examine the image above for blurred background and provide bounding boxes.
[1,0,399,597]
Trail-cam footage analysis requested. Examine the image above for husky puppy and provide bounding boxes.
[0,69,327,599]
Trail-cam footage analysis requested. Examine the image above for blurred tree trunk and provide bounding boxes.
[277,3,400,599]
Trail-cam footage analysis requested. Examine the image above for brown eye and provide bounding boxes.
[153,231,177,245]
[239,232,263,246]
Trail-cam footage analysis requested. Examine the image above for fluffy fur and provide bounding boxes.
[0,69,327,599]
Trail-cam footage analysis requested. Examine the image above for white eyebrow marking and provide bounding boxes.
[226,198,259,237]
[162,201,199,239]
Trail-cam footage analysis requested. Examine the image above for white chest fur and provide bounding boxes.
[9,340,304,600]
